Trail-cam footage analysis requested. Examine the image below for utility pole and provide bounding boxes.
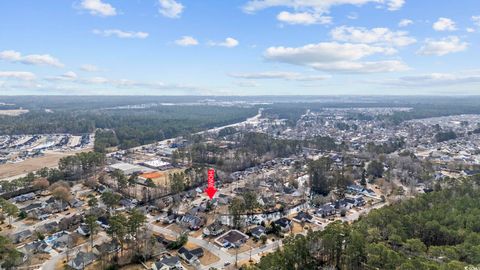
[249,245,252,262]
[235,245,239,268]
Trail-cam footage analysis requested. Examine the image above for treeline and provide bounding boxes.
[382,104,480,125]
[94,129,118,153]
[0,105,257,150]
[174,132,302,173]
[366,137,405,154]
[248,179,480,270]
[239,132,302,157]
[57,152,105,180]
[435,131,457,142]
[305,136,342,151]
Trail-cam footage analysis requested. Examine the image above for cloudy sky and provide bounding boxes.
[0,0,479,95]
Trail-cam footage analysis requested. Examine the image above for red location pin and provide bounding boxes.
[205,168,217,200]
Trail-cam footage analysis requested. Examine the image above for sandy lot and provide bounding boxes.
[0,148,92,180]
[0,109,29,116]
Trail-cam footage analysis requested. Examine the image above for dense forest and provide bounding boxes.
[0,105,258,149]
[248,177,480,270]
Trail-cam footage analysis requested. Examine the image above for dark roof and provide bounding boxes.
[320,204,335,211]
[155,235,173,245]
[21,203,43,212]
[71,252,96,267]
[274,218,291,228]
[155,256,180,268]
[344,198,355,204]
[251,226,266,236]
[178,247,195,260]
[190,247,204,257]
[97,216,109,225]
[94,241,119,254]
[223,230,247,244]
[294,211,313,221]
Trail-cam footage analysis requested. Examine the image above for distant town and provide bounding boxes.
[2,96,480,269]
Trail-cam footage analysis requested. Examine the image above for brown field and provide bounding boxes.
[0,149,92,180]
[0,109,29,116]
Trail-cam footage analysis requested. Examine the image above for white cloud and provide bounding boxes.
[386,0,405,11]
[80,0,116,17]
[92,29,149,39]
[0,50,64,68]
[80,64,100,72]
[230,71,330,81]
[243,0,405,14]
[62,75,202,92]
[209,37,239,48]
[47,71,78,81]
[277,11,331,25]
[234,81,260,87]
[466,28,475,33]
[84,76,110,84]
[398,19,413,27]
[61,71,78,80]
[310,60,408,73]
[158,0,184,18]
[175,36,199,46]
[264,42,407,73]
[381,70,480,87]
[472,16,480,27]
[347,12,359,20]
[417,36,468,56]
[331,26,416,47]
[243,0,404,27]
[0,71,36,81]
[433,17,457,31]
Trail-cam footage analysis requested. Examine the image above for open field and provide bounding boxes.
[0,148,92,180]
[0,109,29,116]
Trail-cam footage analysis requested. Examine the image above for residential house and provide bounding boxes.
[350,196,366,207]
[11,230,33,244]
[69,198,84,208]
[178,247,198,265]
[190,248,204,258]
[155,235,173,247]
[293,211,313,223]
[76,224,90,236]
[93,241,120,256]
[96,185,109,194]
[97,216,110,229]
[273,218,292,233]
[250,226,266,239]
[347,184,365,194]
[37,221,59,234]
[12,192,35,202]
[203,221,225,237]
[52,233,72,251]
[21,202,45,214]
[22,240,52,254]
[152,256,183,270]
[217,230,249,248]
[316,204,336,218]
[177,214,203,230]
[362,188,377,197]
[59,214,83,231]
[68,251,97,270]
[162,214,176,224]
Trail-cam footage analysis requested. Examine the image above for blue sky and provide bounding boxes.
[0,0,479,95]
